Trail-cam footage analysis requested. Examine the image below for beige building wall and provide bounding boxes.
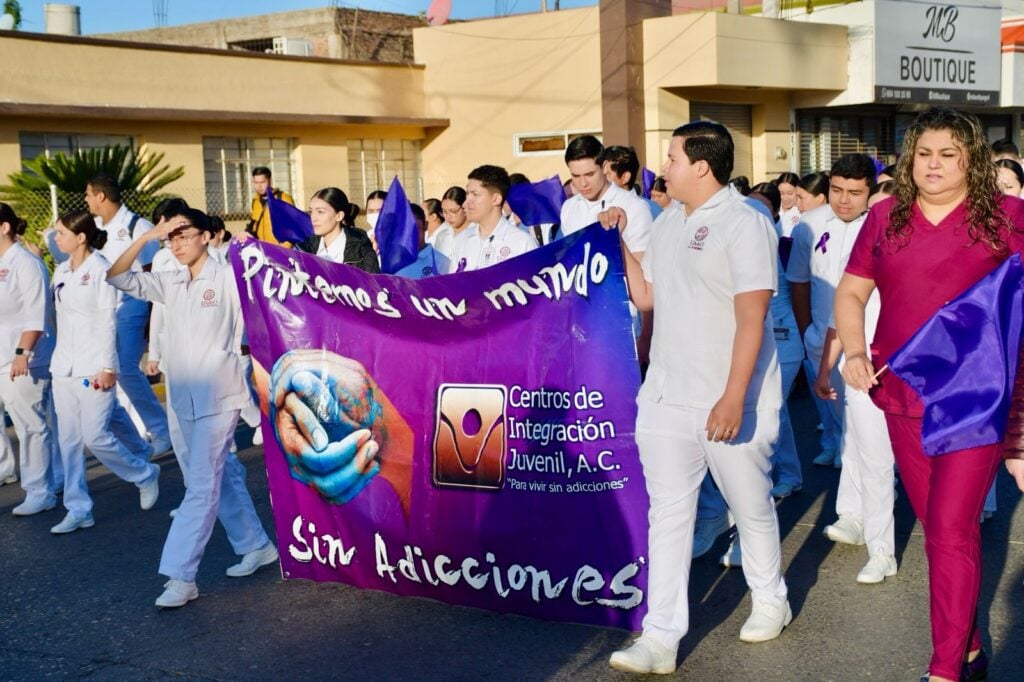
[414,8,604,195]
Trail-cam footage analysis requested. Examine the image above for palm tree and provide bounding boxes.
[0,144,185,250]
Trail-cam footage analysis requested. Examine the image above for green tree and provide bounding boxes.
[0,144,185,256]
[3,1,22,28]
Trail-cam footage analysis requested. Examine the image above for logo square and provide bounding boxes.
[432,384,507,491]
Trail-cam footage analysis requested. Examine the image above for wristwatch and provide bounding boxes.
[14,347,33,359]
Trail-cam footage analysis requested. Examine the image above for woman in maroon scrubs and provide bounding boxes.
[835,107,1024,682]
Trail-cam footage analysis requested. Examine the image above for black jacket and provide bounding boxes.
[295,227,380,274]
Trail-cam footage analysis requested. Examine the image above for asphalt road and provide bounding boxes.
[2,384,1023,681]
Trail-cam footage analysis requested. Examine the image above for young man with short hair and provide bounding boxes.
[601,145,662,220]
[85,173,171,458]
[247,166,295,246]
[448,165,537,273]
[601,121,789,674]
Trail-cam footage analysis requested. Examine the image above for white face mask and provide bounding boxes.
[366,212,380,230]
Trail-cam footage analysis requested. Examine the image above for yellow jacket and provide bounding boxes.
[248,190,295,245]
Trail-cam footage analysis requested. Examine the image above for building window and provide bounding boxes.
[202,136,295,219]
[227,38,275,53]
[797,112,896,175]
[19,131,134,167]
[347,138,423,205]
[513,130,602,157]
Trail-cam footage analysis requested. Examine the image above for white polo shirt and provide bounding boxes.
[109,256,250,421]
[95,204,158,269]
[785,204,868,361]
[317,232,348,264]
[50,252,119,378]
[448,216,537,273]
[639,187,781,412]
[560,182,652,255]
[777,205,802,238]
[0,243,55,370]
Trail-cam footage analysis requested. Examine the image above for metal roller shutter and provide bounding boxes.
[689,102,753,181]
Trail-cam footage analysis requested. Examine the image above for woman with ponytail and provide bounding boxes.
[0,203,61,514]
[48,209,160,534]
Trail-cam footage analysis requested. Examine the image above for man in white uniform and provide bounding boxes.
[86,174,171,457]
[602,121,789,674]
[449,165,537,273]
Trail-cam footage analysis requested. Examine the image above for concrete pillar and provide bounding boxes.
[599,0,671,165]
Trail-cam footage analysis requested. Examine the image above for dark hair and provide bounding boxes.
[409,201,426,224]
[730,176,751,196]
[652,176,667,193]
[799,171,830,197]
[252,166,272,179]
[889,107,1013,254]
[0,202,28,237]
[870,180,896,198]
[423,198,444,223]
[672,120,734,185]
[59,209,107,250]
[442,186,466,205]
[87,173,121,204]
[509,173,531,186]
[564,135,604,164]
[209,215,226,236]
[996,159,1024,187]
[172,207,212,233]
[312,187,357,228]
[151,197,190,224]
[599,146,640,189]
[774,172,800,187]
[366,190,388,205]
[468,165,511,203]
[880,164,896,178]
[830,154,876,185]
[750,182,781,216]
[992,138,1020,157]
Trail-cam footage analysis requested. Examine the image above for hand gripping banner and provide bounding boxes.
[231,225,649,629]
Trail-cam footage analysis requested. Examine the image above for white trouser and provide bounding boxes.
[52,376,157,518]
[115,298,170,443]
[0,368,57,502]
[159,409,269,582]
[771,359,802,487]
[637,398,786,649]
[108,395,153,460]
[803,356,842,453]
[163,382,190,481]
[834,384,896,557]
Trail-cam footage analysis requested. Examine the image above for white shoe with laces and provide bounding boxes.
[12,496,57,516]
[824,516,865,545]
[226,542,279,577]
[856,554,897,584]
[609,635,677,674]
[155,579,198,608]
[50,512,95,534]
[139,464,160,510]
[739,598,792,642]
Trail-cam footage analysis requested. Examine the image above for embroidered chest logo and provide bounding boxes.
[117,228,128,239]
[498,246,512,259]
[689,225,710,251]
[201,288,218,307]
[79,273,91,285]
[0,267,8,283]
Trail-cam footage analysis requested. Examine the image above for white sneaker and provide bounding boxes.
[770,481,802,499]
[50,512,95,534]
[856,554,897,584]
[226,542,279,577]
[139,464,160,510]
[720,534,742,568]
[252,428,264,446]
[149,435,173,458]
[692,513,730,559]
[609,635,677,674]
[824,516,865,545]
[812,449,837,467]
[739,598,792,642]
[1,474,18,486]
[12,496,57,516]
[155,579,198,608]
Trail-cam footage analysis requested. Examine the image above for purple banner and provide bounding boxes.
[230,226,649,629]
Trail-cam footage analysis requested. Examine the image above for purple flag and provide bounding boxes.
[266,190,313,244]
[506,175,565,227]
[376,176,419,274]
[641,168,656,200]
[889,253,1024,455]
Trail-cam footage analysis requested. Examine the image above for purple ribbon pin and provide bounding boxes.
[815,232,830,253]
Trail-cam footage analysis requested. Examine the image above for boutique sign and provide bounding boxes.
[875,0,1001,106]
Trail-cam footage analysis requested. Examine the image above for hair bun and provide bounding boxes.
[91,230,109,250]
[15,218,28,236]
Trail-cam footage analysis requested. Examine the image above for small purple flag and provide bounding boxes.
[506,175,565,227]
[266,190,313,244]
[641,168,656,200]
[889,253,1024,455]
[376,176,419,274]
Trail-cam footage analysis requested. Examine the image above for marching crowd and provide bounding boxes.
[2,105,1024,681]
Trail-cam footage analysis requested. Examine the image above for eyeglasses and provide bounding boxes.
[168,230,202,246]
[442,207,463,217]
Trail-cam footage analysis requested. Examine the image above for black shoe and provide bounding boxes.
[962,649,988,682]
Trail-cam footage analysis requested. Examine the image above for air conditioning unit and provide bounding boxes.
[271,37,313,57]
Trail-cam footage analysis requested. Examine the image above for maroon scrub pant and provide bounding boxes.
[885,414,1002,681]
